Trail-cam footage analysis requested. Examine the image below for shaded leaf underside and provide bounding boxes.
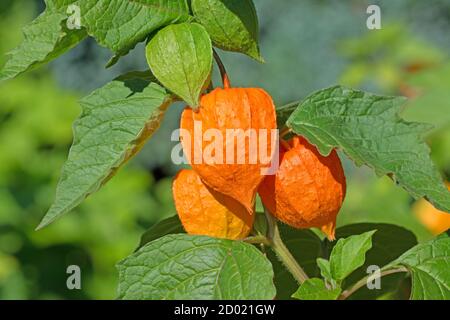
[191,0,262,61]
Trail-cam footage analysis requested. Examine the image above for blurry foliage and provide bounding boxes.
[338,24,445,92]
[0,0,174,299]
[403,63,450,172]
[0,74,176,299]
[403,63,450,129]
[338,174,432,242]
[1,0,449,299]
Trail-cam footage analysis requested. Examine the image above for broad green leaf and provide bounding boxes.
[76,0,190,59]
[138,215,184,249]
[286,86,450,213]
[385,234,450,300]
[334,223,417,300]
[37,72,174,229]
[266,225,323,299]
[292,278,341,300]
[191,0,262,61]
[146,23,212,107]
[329,230,376,281]
[0,1,86,81]
[117,234,276,299]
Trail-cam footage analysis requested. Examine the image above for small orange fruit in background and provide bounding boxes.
[413,183,450,235]
[172,169,254,240]
[258,136,346,240]
[180,86,277,215]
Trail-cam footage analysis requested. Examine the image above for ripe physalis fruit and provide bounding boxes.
[172,169,254,240]
[413,182,450,235]
[180,85,277,215]
[258,136,346,240]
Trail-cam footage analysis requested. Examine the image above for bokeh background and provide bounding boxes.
[0,0,449,299]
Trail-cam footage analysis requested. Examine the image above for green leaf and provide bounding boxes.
[286,85,450,213]
[138,215,184,249]
[191,0,262,62]
[334,223,417,300]
[317,258,333,282]
[292,278,341,300]
[385,234,450,300]
[269,223,417,300]
[0,2,86,81]
[335,224,417,283]
[146,22,212,107]
[266,224,323,299]
[329,230,376,281]
[253,211,268,236]
[76,0,190,58]
[276,102,298,128]
[117,234,276,299]
[37,72,174,229]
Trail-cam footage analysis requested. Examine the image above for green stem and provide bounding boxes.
[243,235,271,246]
[264,209,309,284]
[338,266,409,300]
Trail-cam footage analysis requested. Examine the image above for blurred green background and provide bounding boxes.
[0,0,449,299]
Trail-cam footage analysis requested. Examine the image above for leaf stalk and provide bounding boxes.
[264,208,309,284]
[338,266,409,300]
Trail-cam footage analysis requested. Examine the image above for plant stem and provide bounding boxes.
[213,49,230,89]
[272,225,309,284]
[243,235,271,246]
[280,127,291,139]
[264,209,309,284]
[338,266,409,300]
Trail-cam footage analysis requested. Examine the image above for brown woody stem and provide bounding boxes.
[213,49,230,89]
